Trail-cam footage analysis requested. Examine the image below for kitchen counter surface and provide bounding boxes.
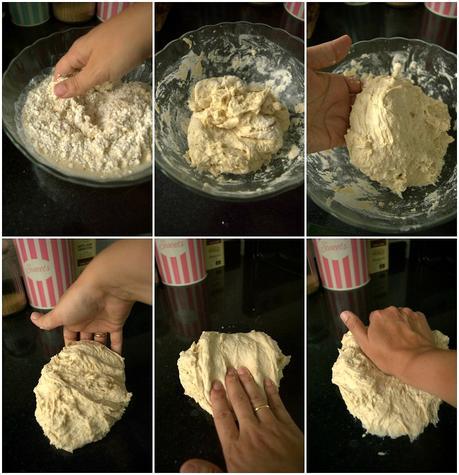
[155,249,304,472]
[2,9,152,236]
[307,256,457,472]
[155,3,304,237]
[3,302,152,472]
[307,2,457,236]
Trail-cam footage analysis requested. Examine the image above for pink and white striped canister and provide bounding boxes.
[313,239,370,291]
[155,239,207,287]
[13,239,74,310]
[96,2,131,22]
[425,2,457,18]
[284,2,305,20]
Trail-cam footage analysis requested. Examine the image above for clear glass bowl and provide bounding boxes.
[155,22,304,201]
[307,37,457,233]
[3,27,152,188]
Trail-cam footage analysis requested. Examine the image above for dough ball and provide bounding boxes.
[34,341,132,453]
[345,75,454,195]
[332,330,449,441]
[177,331,291,414]
[186,76,290,176]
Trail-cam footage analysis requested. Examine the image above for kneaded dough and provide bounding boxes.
[34,341,132,453]
[345,75,454,195]
[332,330,449,441]
[186,76,290,176]
[177,331,291,414]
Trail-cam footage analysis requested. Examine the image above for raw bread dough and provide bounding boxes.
[186,76,290,176]
[34,341,132,453]
[345,75,453,195]
[332,330,449,441]
[177,331,291,414]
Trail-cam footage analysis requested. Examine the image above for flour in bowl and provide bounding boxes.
[21,75,152,177]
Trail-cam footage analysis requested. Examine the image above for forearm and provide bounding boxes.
[399,349,457,407]
[79,240,152,305]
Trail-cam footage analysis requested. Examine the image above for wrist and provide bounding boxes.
[397,347,442,386]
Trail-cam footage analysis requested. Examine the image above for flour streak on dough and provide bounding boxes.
[34,341,132,453]
[177,331,291,414]
[332,330,449,441]
[186,76,290,176]
[345,75,454,196]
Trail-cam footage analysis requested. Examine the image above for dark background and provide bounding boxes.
[2,5,152,236]
[155,3,304,236]
[155,239,304,472]
[307,239,457,472]
[3,302,152,473]
[307,2,457,236]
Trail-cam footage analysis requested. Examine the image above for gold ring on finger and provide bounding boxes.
[254,403,270,412]
[94,333,107,338]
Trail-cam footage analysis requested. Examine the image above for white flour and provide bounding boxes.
[21,75,152,177]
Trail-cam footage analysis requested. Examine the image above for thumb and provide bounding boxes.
[308,35,352,70]
[340,310,368,350]
[54,70,98,99]
[30,309,63,331]
[180,459,223,473]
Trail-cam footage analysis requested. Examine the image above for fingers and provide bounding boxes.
[94,332,108,346]
[54,47,86,81]
[63,327,78,346]
[264,378,295,425]
[340,310,369,351]
[80,332,93,341]
[109,330,123,355]
[180,458,223,473]
[308,35,352,70]
[237,367,275,423]
[225,368,257,426]
[210,380,238,447]
[54,70,100,98]
[30,310,63,330]
[344,76,362,94]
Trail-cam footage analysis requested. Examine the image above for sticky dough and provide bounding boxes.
[332,330,449,441]
[177,331,290,414]
[345,75,453,195]
[186,76,290,176]
[34,341,132,453]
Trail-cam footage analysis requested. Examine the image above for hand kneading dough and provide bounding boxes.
[186,76,290,176]
[345,75,454,195]
[332,330,449,441]
[177,331,291,414]
[34,341,132,452]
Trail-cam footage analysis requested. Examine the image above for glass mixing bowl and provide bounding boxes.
[3,27,152,188]
[155,22,304,201]
[307,37,457,233]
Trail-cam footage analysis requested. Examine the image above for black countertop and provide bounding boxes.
[155,248,304,472]
[307,2,457,236]
[3,302,152,472]
[307,256,457,472]
[155,3,304,237]
[2,8,152,236]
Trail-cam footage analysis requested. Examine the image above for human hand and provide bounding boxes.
[30,277,133,354]
[54,3,152,98]
[340,306,437,380]
[307,35,361,153]
[180,367,304,473]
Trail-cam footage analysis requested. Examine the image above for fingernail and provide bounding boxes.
[237,366,248,375]
[54,82,68,97]
[212,380,222,390]
[340,311,350,323]
[227,367,237,376]
[264,377,274,387]
[30,312,40,320]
